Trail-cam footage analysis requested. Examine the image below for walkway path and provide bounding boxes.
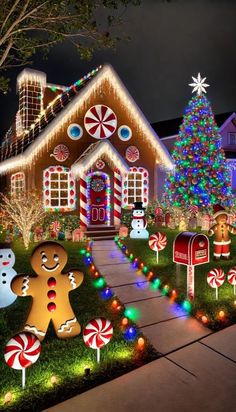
[45,240,236,412]
[92,239,211,355]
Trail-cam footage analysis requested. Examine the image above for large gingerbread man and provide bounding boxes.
[11,241,84,341]
[208,205,236,260]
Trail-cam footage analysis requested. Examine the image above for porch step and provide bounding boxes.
[85,225,119,240]
[89,235,117,241]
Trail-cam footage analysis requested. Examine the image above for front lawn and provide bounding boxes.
[0,239,158,412]
[121,226,236,330]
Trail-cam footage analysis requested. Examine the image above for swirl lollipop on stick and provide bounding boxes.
[207,268,225,300]
[4,332,41,388]
[228,267,236,295]
[149,232,167,263]
[83,318,113,363]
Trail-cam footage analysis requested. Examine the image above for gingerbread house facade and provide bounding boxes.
[0,64,173,235]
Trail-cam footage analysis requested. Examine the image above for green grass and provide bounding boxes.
[0,239,158,412]
[121,226,236,330]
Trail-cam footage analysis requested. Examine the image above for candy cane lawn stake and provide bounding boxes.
[4,332,41,388]
[207,268,225,300]
[228,267,236,295]
[148,233,167,263]
[83,318,113,363]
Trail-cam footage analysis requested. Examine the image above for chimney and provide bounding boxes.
[17,68,46,133]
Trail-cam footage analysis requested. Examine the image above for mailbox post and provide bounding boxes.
[173,232,209,299]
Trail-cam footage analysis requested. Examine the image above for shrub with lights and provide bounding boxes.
[163,74,232,209]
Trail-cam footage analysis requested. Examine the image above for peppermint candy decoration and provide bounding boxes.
[207,268,225,300]
[83,318,113,363]
[96,159,105,170]
[84,105,117,139]
[51,221,60,233]
[149,232,167,252]
[228,267,236,295]
[149,232,167,263]
[50,144,69,162]
[189,205,199,214]
[125,146,140,163]
[4,332,41,388]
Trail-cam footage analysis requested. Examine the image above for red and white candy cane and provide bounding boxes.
[4,332,41,388]
[207,268,225,300]
[228,267,236,295]
[189,205,199,214]
[148,232,167,263]
[80,175,87,228]
[114,168,122,227]
[83,317,113,363]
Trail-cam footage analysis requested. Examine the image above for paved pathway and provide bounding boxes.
[45,240,236,412]
[92,240,211,355]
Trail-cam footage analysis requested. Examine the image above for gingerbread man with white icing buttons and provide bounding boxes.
[11,241,84,341]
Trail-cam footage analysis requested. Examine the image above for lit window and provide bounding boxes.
[43,166,76,211]
[228,132,236,145]
[11,172,25,196]
[122,167,149,208]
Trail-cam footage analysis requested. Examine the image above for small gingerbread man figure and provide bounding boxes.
[208,205,236,260]
[11,241,84,341]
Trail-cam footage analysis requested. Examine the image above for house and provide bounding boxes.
[0,64,173,238]
[152,111,236,192]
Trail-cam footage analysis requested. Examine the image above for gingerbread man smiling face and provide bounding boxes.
[11,241,84,341]
[31,242,67,276]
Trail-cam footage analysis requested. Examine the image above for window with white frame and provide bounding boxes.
[122,167,149,208]
[11,172,25,196]
[228,132,236,145]
[43,166,76,211]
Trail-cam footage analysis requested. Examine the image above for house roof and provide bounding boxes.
[72,141,130,177]
[0,64,173,175]
[152,111,236,139]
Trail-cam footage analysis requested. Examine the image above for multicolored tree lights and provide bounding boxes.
[163,83,232,209]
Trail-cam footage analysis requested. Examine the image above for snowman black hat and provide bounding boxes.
[133,201,146,210]
[0,242,12,249]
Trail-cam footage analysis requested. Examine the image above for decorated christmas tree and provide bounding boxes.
[163,73,232,209]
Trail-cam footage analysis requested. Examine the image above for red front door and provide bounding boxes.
[89,175,107,225]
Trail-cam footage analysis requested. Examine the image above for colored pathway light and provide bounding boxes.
[100,287,113,300]
[93,277,106,289]
[151,278,161,290]
[124,326,137,341]
[124,307,140,322]
[182,300,192,313]
[80,248,86,255]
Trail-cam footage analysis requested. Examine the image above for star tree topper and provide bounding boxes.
[189,73,210,95]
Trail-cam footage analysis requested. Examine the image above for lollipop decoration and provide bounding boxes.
[125,145,140,163]
[4,332,41,388]
[83,317,113,363]
[149,232,167,263]
[50,144,70,162]
[207,268,225,300]
[84,105,117,139]
[228,267,236,295]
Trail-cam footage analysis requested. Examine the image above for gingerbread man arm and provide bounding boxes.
[208,224,217,236]
[11,275,36,297]
[228,224,236,235]
[65,270,84,291]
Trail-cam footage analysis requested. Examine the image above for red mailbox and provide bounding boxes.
[173,232,209,299]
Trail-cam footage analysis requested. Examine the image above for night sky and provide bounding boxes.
[1,0,236,136]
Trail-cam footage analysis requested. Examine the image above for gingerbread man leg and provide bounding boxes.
[52,310,81,339]
[23,310,50,341]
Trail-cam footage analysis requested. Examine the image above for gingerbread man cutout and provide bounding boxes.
[11,241,83,341]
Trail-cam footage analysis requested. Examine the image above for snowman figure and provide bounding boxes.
[0,243,17,308]
[130,202,149,239]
